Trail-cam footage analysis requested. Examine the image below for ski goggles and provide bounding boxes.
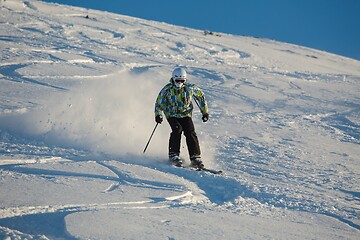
[174,78,186,83]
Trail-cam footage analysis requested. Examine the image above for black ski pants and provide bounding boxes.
[167,117,201,159]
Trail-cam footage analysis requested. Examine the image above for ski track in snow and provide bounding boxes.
[0,0,359,239]
[0,156,207,216]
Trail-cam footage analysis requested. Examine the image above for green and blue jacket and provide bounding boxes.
[155,79,208,118]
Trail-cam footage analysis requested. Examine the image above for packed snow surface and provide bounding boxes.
[0,0,359,239]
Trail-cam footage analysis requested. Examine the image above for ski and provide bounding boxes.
[172,164,223,175]
[196,167,223,175]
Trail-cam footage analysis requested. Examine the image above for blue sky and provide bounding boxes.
[42,0,360,61]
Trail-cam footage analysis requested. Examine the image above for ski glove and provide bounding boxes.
[155,115,163,124]
[202,113,209,122]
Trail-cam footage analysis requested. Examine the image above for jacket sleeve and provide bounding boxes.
[154,86,168,117]
[192,86,208,114]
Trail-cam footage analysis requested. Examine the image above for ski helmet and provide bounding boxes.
[172,67,187,88]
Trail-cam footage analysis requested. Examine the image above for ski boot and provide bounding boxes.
[169,154,183,167]
[190,156,204,169]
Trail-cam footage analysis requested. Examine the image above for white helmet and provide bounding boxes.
[172,67,187,88]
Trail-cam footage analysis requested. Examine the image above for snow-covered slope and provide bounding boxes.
[0,0,359,239]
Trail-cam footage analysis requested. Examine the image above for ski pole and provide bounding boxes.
[143,123,159,153]
[193,98,201,110]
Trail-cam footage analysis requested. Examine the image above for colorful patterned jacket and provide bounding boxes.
[155,79,208,118]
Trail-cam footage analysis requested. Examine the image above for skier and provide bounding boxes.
[155,67,209,168]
